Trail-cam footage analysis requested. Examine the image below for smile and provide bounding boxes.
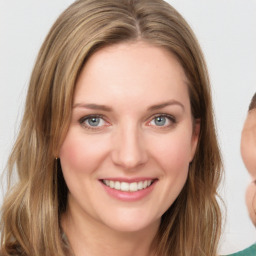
[102,179,154,192]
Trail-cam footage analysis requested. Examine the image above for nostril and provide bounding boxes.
[111,147,148,169]
[111,127,148,169]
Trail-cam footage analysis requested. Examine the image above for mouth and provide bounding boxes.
[101,179,156,192]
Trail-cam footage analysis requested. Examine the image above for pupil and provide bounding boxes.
[89,117,100,126]
[155,116,166,126]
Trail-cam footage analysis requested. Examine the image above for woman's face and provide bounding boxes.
[59,41,199,233]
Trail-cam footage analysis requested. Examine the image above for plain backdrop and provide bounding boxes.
[0,0,255,254]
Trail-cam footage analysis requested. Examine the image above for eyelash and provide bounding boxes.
[79,114,108,130]
[78,113,176,130]
[148,114,176,128]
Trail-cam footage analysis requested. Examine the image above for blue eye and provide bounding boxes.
[149,114,175,127]
[79,115,106,129]
[87,117,101,126]
[154,116,167,126]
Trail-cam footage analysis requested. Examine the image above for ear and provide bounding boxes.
[190,118,200,161]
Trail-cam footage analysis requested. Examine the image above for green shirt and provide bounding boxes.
[226,243,256,256]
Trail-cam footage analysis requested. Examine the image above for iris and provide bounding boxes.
[154,116,167,126]
[87,117,101,126]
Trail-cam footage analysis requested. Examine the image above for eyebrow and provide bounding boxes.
[73,100,184,112]
[73,103,112,111]
[147,100,184,111]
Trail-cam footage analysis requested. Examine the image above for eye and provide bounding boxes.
[148,114,176,127]
[79,115,108,129]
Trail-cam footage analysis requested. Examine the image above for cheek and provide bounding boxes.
[59,129,109,174]
[147,131,192,212]
[149,131,193,174]
[246,183,256,225]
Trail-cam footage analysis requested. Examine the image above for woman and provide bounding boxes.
[0,0,222,255]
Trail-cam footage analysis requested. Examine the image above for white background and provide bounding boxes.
[0,0,255,254]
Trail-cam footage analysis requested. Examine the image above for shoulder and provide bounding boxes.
[224,243,256,256]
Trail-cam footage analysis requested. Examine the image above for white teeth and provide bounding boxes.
[129,182,137,192]
[103,180,153,192]
[120,182,129,191]
[138,181,143,190]
[110,181,114,188]
[114,181,121,190]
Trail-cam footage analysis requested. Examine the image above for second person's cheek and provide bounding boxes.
[245,181,256,226]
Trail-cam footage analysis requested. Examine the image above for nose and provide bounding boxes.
[111,124,148,170]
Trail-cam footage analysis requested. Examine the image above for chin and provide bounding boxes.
[99,209,161,233]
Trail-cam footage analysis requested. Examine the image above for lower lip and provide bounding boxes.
[100,181,157,202]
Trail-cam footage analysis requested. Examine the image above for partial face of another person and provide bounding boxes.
[241,109,256,179]
[59,41,199,233]
[241,107,256,225]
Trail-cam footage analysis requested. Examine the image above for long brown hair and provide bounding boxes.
[0,0,222,255]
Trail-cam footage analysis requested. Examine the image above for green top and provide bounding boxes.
[226,243,256,256]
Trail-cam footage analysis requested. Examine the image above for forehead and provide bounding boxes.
[245,109,256,129]
[74,41,190,109]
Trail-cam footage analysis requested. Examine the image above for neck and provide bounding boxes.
[61,199,159,256]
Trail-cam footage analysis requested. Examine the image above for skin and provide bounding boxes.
[241,108,256,225]
[60,41,200,256]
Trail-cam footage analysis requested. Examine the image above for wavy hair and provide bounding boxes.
[0,0,223,255]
